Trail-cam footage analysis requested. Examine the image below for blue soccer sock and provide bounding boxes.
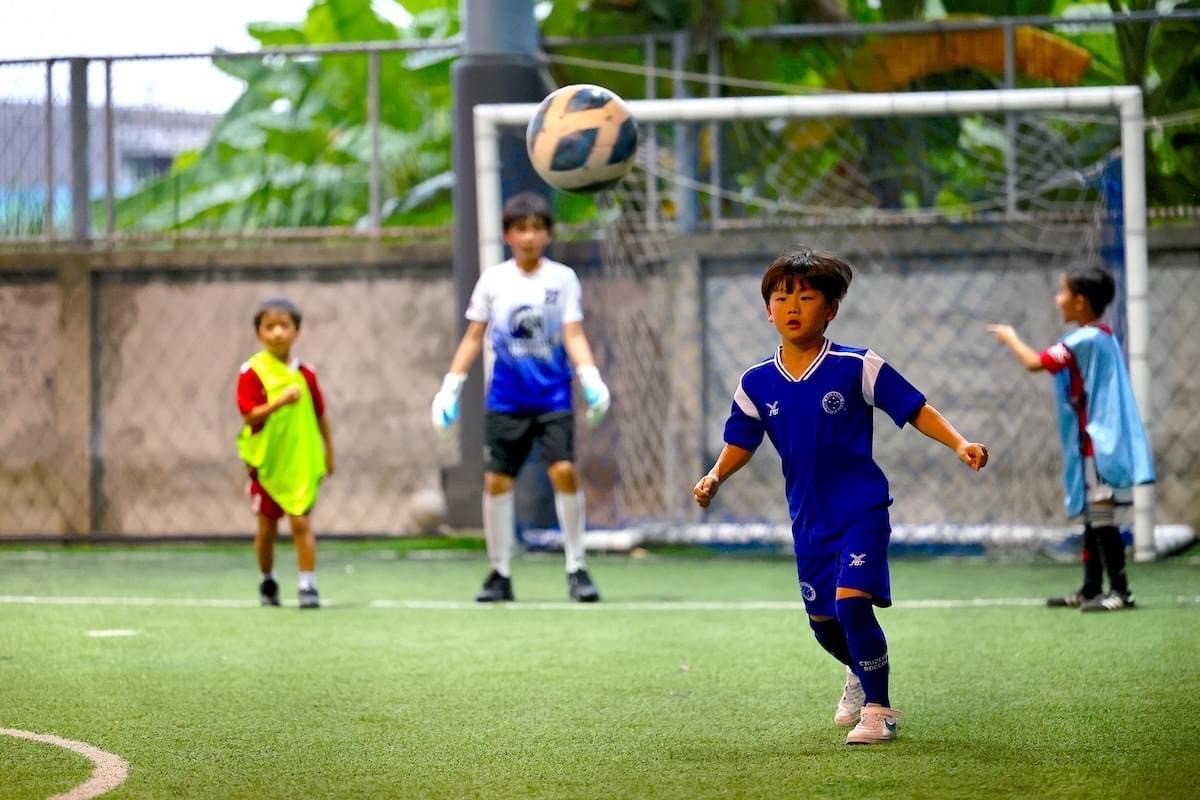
[808,618,852,667]
[836,596,890,707]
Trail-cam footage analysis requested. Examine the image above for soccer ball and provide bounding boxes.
[526,84,638,193]
[407,487,448,536]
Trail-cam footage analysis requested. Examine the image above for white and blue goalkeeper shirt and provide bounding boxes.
[722,339,927,553]
[466,257,583,415]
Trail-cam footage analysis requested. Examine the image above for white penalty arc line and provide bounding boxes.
[0,728,129,800]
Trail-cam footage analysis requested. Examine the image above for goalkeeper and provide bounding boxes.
[431,192,610,603]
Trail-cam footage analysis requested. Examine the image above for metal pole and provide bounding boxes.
[367,49,381,238]
[672,31,696,233]
[104,59,115,239]
[644,34,658,231]
[447,0,543,528]
[44,60,54,240]
[707,35,721,229]
[1118,90,1155,562]
[1003,21,1018,218]
[69,58,90,245]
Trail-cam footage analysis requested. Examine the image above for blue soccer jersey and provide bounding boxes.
[722,339,927,553]
[466,257,584,414]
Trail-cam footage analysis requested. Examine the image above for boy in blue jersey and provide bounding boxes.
[431,192,611,602]
[988,265,1153,612]
[694,248,988,745]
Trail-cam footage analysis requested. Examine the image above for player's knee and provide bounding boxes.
[545,460,576,490]
[485,472,515,495]
[834,594,878,628]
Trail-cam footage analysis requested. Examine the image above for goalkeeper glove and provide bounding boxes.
[430,373,466,433]
[577,366,610,428]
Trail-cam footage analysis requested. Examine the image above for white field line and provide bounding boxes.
[1,594,1197,612]
[0,728,129,800]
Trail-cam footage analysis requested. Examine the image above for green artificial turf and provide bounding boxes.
[1,541,1197,799]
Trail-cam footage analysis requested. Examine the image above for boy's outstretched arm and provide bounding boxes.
[563,321,610,427]
[694,444,755,507]
[431,321,487,432]
[986,324,1043,371]
[911,404,989,471]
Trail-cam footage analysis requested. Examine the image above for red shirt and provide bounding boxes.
[1038,323,1112,457]
[236,359,325,436]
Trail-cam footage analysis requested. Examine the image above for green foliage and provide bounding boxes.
[111,0,1199,235]
[113,0,458,232]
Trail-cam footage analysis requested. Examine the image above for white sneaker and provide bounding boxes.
[834,667,865,727]
[845,705,902,745]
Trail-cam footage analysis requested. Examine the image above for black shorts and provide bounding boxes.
[484,410,575,477]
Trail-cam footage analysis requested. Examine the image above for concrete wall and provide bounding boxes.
[1,225,1197,537]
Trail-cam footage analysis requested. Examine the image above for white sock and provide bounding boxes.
[261,571,274,581]
[298,571,315,590]
[555,491,587,573]
[483,491,515,578]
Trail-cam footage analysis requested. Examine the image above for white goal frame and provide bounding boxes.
[473,86,1156,561]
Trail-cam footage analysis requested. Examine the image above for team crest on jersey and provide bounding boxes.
[799,582,816,602]
[506,305,552,359]
[821,391,845,415]
[509,305,543,339]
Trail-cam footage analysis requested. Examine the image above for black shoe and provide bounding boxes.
[298,586,320,609]
[567,569,600,603]
[476,570,514,602]
[259,577,280,607]
[1080,591,1135,612]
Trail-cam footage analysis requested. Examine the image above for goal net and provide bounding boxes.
[473,87,1158,559]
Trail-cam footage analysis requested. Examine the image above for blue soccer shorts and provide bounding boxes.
[793,514,892,617]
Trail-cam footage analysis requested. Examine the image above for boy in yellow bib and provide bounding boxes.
[237,297,334,609]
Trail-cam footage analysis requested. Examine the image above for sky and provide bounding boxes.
[0,0,412,113]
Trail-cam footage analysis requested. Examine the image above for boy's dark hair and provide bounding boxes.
[502,191,554,232]
[1064,265,1116,317]
[760,248,853,306]
[254,296,302,330]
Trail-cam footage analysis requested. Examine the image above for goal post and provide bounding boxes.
[472,86,1156,561]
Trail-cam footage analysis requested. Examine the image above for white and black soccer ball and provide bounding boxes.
[526,84,638,194]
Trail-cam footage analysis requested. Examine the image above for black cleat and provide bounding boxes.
[259,577,281,607]
[475,570,514,602]
[298,586,320,609]
[1080,591,1135,612]
[567,569,600,603]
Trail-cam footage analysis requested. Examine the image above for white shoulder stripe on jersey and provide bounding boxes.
[733,380,760,420]
[862,349,884,406]
[824,347,883,406]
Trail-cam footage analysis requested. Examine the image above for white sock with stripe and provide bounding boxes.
[483,491,515,578]
[555,491,587,573]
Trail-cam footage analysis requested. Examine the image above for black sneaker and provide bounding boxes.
[298,586,320,609]
[1047,591,1095,608]
[475,570,514,603]
[259,577,280,607]
[567,569,600,603]
[1080,591,1135,612]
